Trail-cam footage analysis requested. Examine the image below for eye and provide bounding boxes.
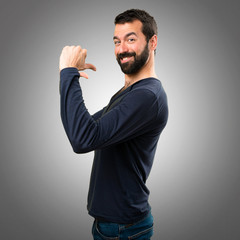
[128,38,136,43]
[114,40,121,46]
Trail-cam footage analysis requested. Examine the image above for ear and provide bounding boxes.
[149,35,158,51]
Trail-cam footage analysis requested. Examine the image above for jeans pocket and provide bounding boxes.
[93,221,119,240]
[128,224,154,240]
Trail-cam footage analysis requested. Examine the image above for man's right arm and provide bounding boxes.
[60,68,161,153]
[59,46,166,154]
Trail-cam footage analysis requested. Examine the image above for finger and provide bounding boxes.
[84,63,97,71]
[79,72,89,79]
[80,48,87,60]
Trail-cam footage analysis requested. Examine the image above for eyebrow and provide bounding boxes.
[113,32,138,40]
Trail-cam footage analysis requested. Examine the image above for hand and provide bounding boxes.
[59,45,96,79]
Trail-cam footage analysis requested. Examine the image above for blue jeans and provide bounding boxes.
[92,212,154,240]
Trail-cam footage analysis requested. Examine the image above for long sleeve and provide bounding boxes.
[91,107,106,120]
[60,68,165,154]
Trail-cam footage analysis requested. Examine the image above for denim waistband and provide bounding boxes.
[96,209,151,225]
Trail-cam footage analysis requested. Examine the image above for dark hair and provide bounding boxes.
[114,9,158,43]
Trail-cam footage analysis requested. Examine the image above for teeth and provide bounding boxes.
[122,57,131,61]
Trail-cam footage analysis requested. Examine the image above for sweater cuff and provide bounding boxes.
[60,67,80,78]
[59,68,80,94]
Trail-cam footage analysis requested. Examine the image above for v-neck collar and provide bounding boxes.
[102,77,159,116]
[110,77,158,102]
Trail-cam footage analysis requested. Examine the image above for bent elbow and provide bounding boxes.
[71,140,93,154]
[68,123,99,154]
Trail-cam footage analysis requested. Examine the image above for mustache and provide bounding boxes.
[117,52,136,60]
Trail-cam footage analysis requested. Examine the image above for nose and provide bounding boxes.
[118,41,129,54]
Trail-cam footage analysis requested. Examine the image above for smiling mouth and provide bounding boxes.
[120,56,134,63]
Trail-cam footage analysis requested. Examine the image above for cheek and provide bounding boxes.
[114,47,119,57]
[130,44,141,54]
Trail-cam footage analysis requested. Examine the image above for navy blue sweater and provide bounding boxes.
[60,68,168,224]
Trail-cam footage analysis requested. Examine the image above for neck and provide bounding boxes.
[123,52,157,89]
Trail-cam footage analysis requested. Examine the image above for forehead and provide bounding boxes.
[114,20,143,38]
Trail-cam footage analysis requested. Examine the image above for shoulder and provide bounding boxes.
[119,79,162,112]
[131,78,167,102]
[130,78,168,120]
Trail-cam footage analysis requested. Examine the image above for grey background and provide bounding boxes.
[0,0,239,239]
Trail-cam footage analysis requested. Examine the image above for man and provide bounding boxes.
[59,9,168,240]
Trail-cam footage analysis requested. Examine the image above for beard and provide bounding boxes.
[116,43,149,75]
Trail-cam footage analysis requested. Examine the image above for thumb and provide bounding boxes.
[85,63,97,71]
[79,72,89,79]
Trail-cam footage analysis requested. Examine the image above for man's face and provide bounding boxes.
[114,20,150,75]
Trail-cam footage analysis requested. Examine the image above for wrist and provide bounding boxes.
[60,67,78,73]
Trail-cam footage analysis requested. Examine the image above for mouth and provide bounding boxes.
[117,52,136,64]
[120,56,134,64]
